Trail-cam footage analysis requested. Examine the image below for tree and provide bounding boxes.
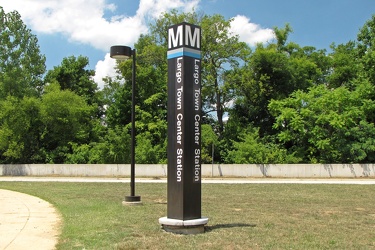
[226,127,300,164]
[148,11,250,136]
[103,81,132,127]
[102,31,171,163]
[39,83,94,163]
[327,41,359,89]
[357,14,375,84]
[269,80,375,163]
[230,44,292,136]
[104,12,207,163]
[66,125,132,164]
[200,14,250,135]
[201,124,219,163]
[0,7,46,98]
[125,10,250,163]
[0,96,43,163]
[44,55,98,104]
[230,24,330,137]
[0,83,95,164]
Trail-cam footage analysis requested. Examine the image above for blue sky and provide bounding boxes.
[201,0,374,48]
[1,0,375,88]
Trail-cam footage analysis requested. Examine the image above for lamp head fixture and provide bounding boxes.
[110,45,133,60]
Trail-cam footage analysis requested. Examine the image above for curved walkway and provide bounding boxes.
[0,189,61,250]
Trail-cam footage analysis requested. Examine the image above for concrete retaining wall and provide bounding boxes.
[1,164,375,178]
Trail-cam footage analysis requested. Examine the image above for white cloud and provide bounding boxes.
[1,0,148,51]
[230,15,275,46]
[2,1,274,50]
[137,0,199,19]
[93,53,119,89]
[1,0,200,51]
[2,0,201,89]
[2,1,275,89]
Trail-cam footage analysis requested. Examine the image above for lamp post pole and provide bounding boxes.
[110,45,141,204]
[130,49,136,198]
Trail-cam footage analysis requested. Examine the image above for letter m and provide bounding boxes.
[185,25,200,49]
[168,25,183,49]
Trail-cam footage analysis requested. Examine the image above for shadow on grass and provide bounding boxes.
[206,223,256,232]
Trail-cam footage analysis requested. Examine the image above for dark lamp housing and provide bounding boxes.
[110,45,132,60]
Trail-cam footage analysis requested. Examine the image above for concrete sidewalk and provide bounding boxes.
[1,176,375,184]
[0,189,61,250]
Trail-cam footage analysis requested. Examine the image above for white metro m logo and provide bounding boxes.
[168,23,201,50]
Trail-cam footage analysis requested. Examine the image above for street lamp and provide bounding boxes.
[110,45,141,203]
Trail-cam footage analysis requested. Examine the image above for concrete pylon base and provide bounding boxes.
[159,217,208,234]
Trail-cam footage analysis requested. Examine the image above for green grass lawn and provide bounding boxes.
[0,181,374,249]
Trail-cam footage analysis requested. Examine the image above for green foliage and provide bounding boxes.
[135,107,167,164]
[201,124,219,163]
[0,7,46,98]
[357,14,375,84]
[327,41,359,89]
[150,11,250,135]
[230,24,330,137]
[269,80,375,163]
[200,14,250,134]
[103,81,132,127]
[2,9,375,164]
[0,83,95,163]
[98,126,132,164]
[135,131,167,164]
[66,125,131,164]
[39,84,94,163]
[44,55,98,105]
[0,96,42,163]
[226,127,300,164]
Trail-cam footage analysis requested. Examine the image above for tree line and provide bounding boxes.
[1,6,375,164]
